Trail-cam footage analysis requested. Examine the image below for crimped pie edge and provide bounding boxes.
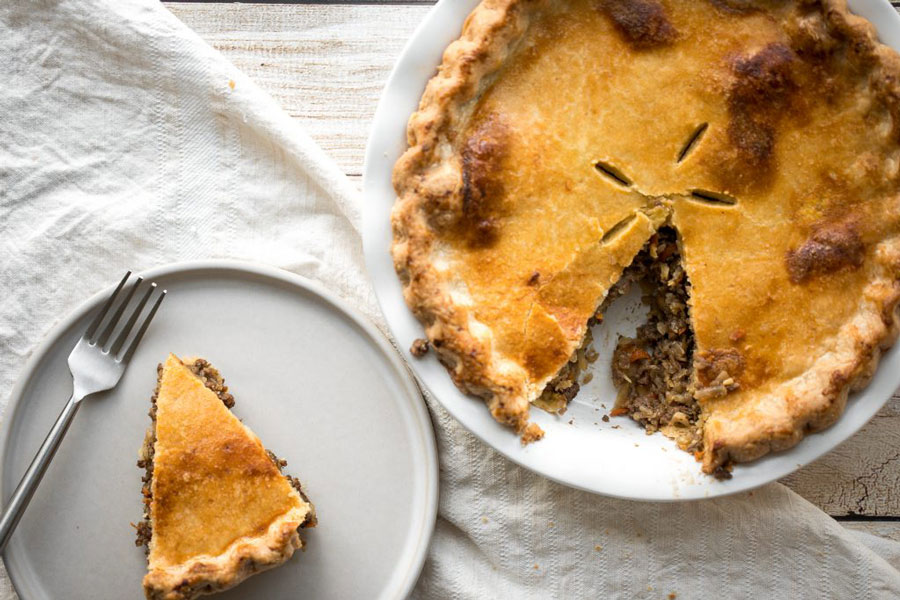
[392,0,543,436]
[143,506,312,600]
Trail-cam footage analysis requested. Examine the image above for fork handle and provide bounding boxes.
[0,394,81,553]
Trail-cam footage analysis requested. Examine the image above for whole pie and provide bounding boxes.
[391,0,900,475]
[136,355,316,600]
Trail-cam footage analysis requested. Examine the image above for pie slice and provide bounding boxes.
[136,355,316,600]
[392,0,900,474]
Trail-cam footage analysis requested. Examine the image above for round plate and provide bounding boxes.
[0,261,438,599]
[362,0,900,500]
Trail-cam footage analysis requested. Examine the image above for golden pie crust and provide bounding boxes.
[140,355,315,600]
[391,0,900,473]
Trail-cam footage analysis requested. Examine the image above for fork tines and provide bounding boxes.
[85,272,166,362]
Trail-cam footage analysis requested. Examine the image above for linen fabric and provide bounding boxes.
[1,1,899,598]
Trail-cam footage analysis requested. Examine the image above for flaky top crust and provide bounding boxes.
[144,355,314,600]
[391,0,900,472]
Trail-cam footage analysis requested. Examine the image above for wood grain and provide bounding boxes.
[165,3,429,173]
[841,520,900,543]
[163,2,900,522]
[782,396,900,517]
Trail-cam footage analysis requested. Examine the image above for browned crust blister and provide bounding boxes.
[391,0,900,472]
[598,0,677,48]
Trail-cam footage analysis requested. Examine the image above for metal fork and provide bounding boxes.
[0,272,165,552]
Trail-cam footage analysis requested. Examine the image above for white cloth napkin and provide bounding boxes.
[1,1,899,598]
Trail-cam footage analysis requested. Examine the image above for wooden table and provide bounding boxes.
[162,0,900,543]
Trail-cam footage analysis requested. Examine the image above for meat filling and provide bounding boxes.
[610,228,702,452]
[534,328,599,415]
[534,227,705,454]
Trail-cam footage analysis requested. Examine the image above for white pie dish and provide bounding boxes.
[362,0,900,501]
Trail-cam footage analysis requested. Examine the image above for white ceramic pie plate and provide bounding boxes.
[363,0,900,501]
[0,262,438,599]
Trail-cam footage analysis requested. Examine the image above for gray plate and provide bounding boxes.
[0,261,438,600]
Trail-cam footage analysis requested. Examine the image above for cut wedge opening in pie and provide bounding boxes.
[392,0,900,475]
[136,354,316,600]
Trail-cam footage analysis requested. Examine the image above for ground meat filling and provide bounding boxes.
[266,450,318,528]
[534,328,599,415]
[532,228,705,456]
[187,359,235,408]
[610,228,702,451]
[135,363,164,549]
[533,262,637,416]
[135,359,314,549]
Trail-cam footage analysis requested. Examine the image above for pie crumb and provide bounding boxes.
[520,423,545,445]
[410,338,430,357]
